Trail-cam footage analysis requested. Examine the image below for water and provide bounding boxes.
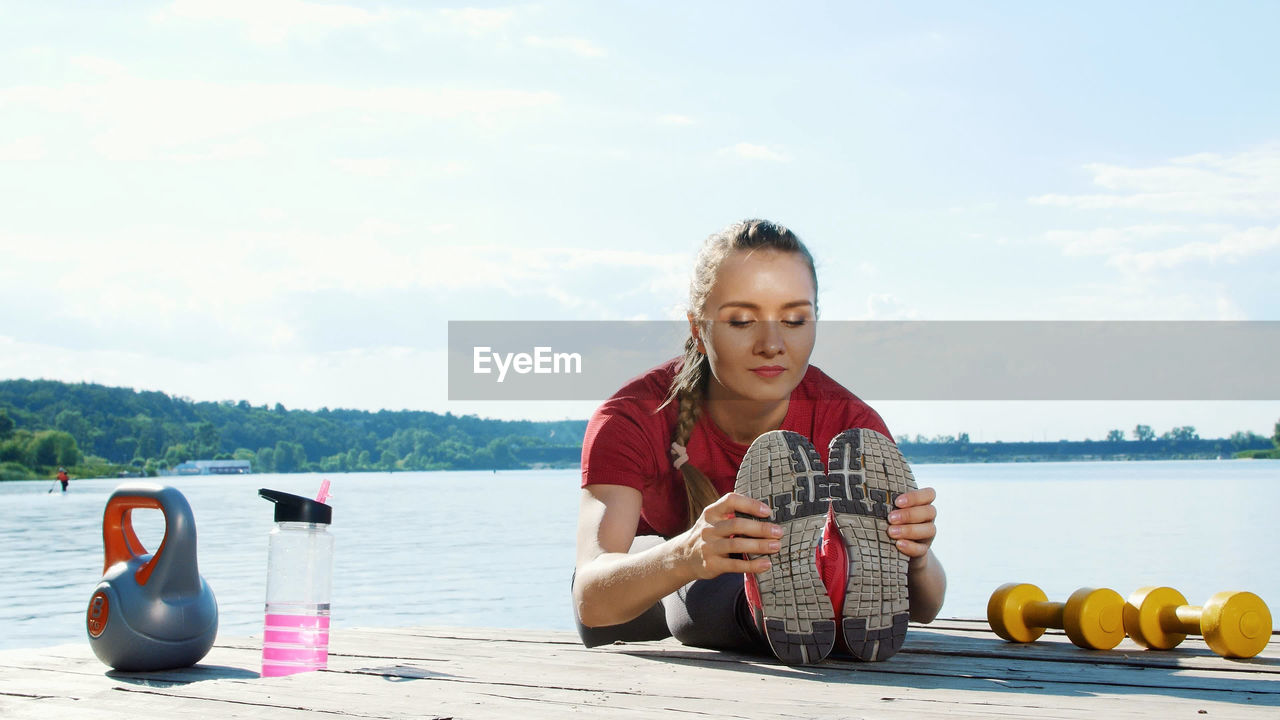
[1,461,1277,650]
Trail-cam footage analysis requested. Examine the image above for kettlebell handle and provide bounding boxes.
[102,484,201,595]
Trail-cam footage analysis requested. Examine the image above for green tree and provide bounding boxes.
[1132,425,1154,442]
[379,449,397,469]
[30,430,80,468]
[164,443,192,467]
[192,421,221,458]
[256,446,276,473]
[1105,429,1125,442]
[1274,419,1279,449]
[0,409,14,441]
[54,410,90,444]
[273,441,307,473]
[1161,426,1198,441]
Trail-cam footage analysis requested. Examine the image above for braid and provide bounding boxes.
[663,334,721,529]
[674,387,719,528]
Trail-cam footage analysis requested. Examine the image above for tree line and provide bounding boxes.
[0,379,585,480]
[1,378,1276,480]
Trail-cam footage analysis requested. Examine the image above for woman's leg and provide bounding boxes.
[572,536,672,648]
[663,573,769,653]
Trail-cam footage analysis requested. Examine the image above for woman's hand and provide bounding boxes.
[887,487,937,562]
[675,492,782,580]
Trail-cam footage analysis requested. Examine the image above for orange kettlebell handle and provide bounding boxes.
[103,496,166,586]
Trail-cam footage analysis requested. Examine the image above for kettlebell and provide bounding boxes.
[86,483,218,671]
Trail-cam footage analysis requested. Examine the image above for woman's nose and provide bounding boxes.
[755,321,784,356]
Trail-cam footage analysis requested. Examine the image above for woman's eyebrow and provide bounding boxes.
[716,300,814,311]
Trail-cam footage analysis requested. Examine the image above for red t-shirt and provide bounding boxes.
[581,358,893,538]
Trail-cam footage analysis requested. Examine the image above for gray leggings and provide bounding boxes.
[572,536,768,652]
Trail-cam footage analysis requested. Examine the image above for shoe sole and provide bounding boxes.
[826,428,914,661]
[736,430,837,665]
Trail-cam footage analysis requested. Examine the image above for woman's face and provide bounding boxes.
[692,249,817,406]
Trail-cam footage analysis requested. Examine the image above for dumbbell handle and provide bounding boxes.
[1022,601,1067,630]
[1161,605,1204,634]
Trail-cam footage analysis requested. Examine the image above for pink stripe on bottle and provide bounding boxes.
[263,645,329,663]
[262,662,322,678]
[265,613,330,630]
[264,628,330,645]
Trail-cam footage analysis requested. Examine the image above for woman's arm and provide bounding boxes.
[573,485,780,628]
[888,487,947,622]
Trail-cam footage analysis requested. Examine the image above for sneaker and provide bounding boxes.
[825,428,914,661]
[736,430,838,664]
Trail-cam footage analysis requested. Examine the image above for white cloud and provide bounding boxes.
[864,294,920,320]
[157,2,518,45]
[158,0,390,44]
[169,137,270,162]
[440,8,515,34]
[1,74,559,160]
[1108,225,1280,272]
[0,136,46,162]
[1030,145,1280,217]
[332,157,399,178]
[657,114,695,126]
[1045,224,1204,258]
[0,222,692,353]
[720,142,792,163]
[523,34,606,58]
[68,55,127,77]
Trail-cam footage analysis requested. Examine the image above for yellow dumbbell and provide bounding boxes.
[988,583,1126,650]
[1123,586,1272,658]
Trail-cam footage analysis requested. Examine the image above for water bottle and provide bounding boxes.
[259,487,333,678]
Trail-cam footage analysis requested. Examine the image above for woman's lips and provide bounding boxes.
[750,366,785,378]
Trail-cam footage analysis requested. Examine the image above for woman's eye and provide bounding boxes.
[783,318,809,328]
[727,319,753,328]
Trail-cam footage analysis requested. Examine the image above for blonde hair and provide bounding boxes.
[664,219,817,528]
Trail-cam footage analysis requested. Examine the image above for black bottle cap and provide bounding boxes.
[259,488,332,525]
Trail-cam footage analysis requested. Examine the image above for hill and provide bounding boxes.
[0,379,585,479]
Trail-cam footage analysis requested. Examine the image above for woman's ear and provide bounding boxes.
[687,312,705,355]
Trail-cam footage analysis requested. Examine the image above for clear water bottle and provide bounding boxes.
[258,487,333,678]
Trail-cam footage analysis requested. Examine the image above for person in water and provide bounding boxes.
[573,219,945,664]
[57,467,69,492]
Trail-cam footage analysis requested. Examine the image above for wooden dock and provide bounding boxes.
[1,620,1276,718]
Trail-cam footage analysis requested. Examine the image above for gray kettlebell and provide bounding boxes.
[86,483,218,671]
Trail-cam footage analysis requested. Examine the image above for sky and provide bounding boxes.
[2,1,1278,442]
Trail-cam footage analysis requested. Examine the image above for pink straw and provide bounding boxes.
[315,479,331,504]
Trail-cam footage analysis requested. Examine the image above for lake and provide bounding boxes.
[1,460,1277,650]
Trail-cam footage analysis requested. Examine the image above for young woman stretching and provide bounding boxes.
[573,219,946,664]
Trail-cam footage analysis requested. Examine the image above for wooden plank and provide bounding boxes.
[1,626,1276,720]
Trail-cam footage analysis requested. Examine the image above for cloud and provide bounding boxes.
[157,1,521,45]
[864,294,920,320]
[657,114,695,126]
[1046,222,1280,271]
[0,136,46,162]
[1030,145,1280,217]
[0,221,692,358]
[68,55,128,77]
[523,34,606,58]
[158,0,389,44]
[331,157,399,178]
[1045,224,1206,258]
[1107,225,1280,272]
[720,142,792,163]
[1,73,559,160]
[440,8,516,34]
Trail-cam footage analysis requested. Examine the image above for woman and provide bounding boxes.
[574,219,945,664]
